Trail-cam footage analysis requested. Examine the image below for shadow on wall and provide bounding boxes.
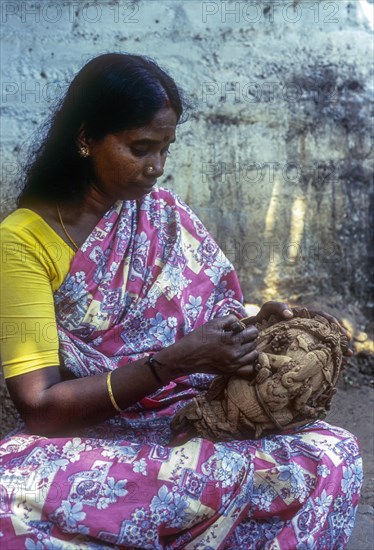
[199,63,373,316]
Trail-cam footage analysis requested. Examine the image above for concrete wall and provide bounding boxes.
[1,0,373,313]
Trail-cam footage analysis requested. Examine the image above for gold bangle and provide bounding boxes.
[106,371,122,413]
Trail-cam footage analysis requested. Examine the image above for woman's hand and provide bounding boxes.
[244,300,294,325]
[156,315,259,379]
[243,301,352,357]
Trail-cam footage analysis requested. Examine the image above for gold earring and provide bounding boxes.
[79,146,90,158]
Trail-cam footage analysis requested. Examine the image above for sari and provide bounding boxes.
[0,187,362,549]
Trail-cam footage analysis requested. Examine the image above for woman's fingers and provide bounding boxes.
[220,343,259,372]
[222,349,259,376]
[172,315,261,377]
[237,301,294,326]
[230,325,259,345]
[235,364,256,379]
[256,301,293,322]
[219,314,248,331]
[238,349,259,367]
[235,338,258,356]
[309,308,346,330]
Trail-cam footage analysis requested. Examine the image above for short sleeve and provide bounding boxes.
[0,211,72,378]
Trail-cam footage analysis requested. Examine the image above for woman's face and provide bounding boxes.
[85,107,178,202]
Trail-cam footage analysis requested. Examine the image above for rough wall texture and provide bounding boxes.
[1,0,373,314]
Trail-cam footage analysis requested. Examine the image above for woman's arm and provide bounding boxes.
[6,314,259,436]
[6,359,167,436]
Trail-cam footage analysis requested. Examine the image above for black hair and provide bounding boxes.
[18,53,185,205]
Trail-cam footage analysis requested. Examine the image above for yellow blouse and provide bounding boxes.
[0,209,74,378]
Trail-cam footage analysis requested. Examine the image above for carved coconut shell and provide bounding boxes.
[171,307,348,442]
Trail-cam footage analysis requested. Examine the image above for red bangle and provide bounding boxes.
[145,354,164,384]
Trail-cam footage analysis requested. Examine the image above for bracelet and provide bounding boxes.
[145,354,164,384]
[106,371,122,413]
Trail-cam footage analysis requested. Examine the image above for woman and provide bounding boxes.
[0,53,362,549]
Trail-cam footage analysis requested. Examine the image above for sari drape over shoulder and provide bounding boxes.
[0,188,362,549]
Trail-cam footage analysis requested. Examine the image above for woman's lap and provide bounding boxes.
[0,421,362,549]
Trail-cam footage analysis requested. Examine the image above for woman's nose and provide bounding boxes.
[146,155,164,177]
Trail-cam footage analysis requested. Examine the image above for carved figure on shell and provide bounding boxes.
[171,307,348,441]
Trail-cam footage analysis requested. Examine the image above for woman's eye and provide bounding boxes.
[131,145,172,157]
[131,147,149,157]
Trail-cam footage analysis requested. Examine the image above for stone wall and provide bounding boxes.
[1,0,373,313]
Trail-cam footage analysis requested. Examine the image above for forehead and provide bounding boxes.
[126,108,178,142]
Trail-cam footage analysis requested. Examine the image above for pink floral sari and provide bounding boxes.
[0,188,362,549]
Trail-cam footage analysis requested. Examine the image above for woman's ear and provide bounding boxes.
[76,124,92,159]
[76,123,89,148]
